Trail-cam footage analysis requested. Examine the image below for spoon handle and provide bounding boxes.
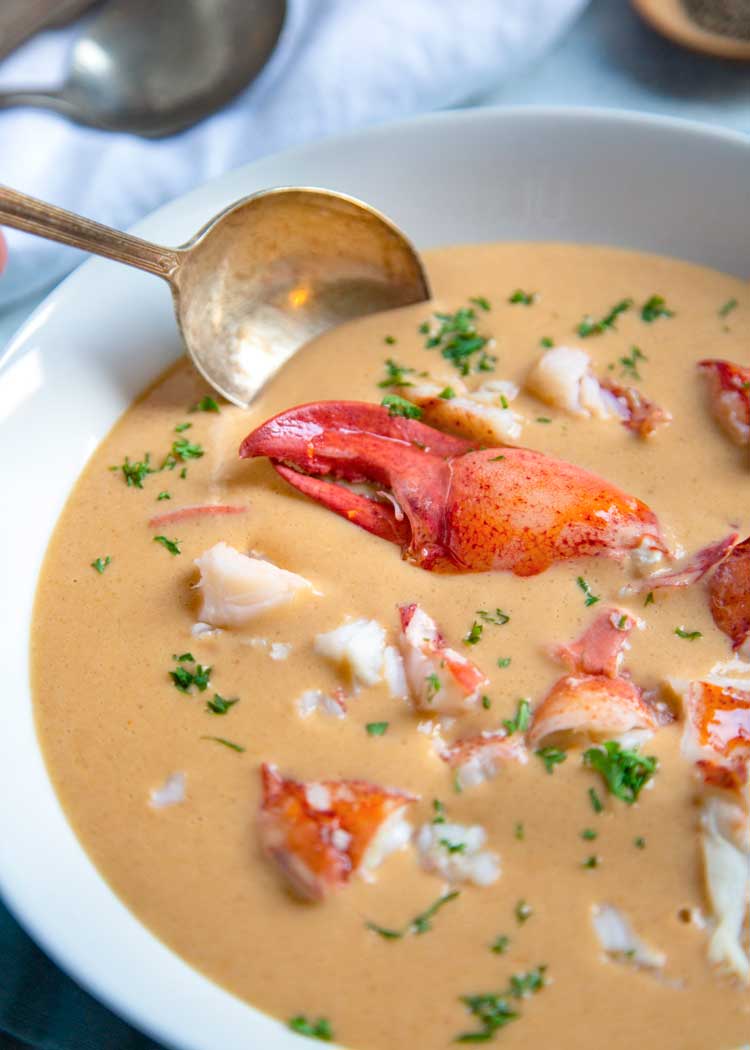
[0,184,181,280]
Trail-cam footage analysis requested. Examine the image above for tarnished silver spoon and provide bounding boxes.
[0,184,430,407]
[0,0,287,137]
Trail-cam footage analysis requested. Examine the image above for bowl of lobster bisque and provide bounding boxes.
[5,109,750,1050]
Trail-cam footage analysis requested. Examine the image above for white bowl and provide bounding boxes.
[1,106,749,1050]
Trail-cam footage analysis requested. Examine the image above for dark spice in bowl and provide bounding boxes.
[682,0,750,39]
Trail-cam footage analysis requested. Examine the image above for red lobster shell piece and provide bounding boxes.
[258,763,416,901]
[239,401,666,576]
[698,359,750,446]
[673,680,750,792]
[709,537,750,657]
[553,608,638,679]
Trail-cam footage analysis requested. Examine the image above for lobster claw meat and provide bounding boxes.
[240,401,666,576]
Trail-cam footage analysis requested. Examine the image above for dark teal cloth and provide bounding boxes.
[0,897,164,1050]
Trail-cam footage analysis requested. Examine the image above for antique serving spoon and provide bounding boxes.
[0,184,430,407]
[0,0,287,137]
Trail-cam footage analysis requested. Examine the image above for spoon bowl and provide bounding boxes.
[0,184,430,406]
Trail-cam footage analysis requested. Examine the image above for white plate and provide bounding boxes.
[1,106,749,1050]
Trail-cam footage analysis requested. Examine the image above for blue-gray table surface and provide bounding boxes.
[2,1,749,1048]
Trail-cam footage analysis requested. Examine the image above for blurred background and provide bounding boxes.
[1,1,749,1048]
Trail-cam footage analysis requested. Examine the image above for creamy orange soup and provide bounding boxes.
[33,244,750,1048]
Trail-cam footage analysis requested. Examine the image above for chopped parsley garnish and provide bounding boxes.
[420,304,494,376]
[174,422,192,433]
[432,799,446,824]
[90,555,111,574]
[615,614,629,630]
[119,453,154,488]
[454,771,463,794]
[634,836,646,849]
[366,721,389,736]
[508,290,536,305]
[366,890,460,940]
[156,491,171,501]
[153,535,181,556]
[169,654,211,694]
[641,294,674,323]
[581,828,598,841]
[288,1015,333,1041]
[577,298,632,337]
[171,438,204,461]
[719,298,738,318]
[644,591,655,607]
[456,967,547,1043]
[179,467,187,479]
[582,855,600,869]
[588,786,604,814]
[201,735,245,753]
[464,621,483,645]
[425,672,441,702]
[675,626,702,641]
[497,657,511,669]
[470,295,491,311]
[619,345,647,380]
[441,838,467,854]
[206,694,239,715]
[540,336,555,348]
[482,695,492,710]
[514,899,533,924]
[439,386,456,399]
[491,935,510,954]
[576,576,600,607]
[190,395,220,413]
[378,357,415,387]
[500,394,509,409]
[489,454,505,461]
[384,334,397,345]
[502,698,531,735]
[381,394,422,419]
[536,416,552,424]
[536,747,566,774]
[477,608,510,626]
[514,822,525,841]
[583,741,657,804]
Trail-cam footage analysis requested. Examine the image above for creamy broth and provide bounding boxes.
[32,244,750,1048]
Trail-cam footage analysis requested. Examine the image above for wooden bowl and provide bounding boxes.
[632,0,750,59]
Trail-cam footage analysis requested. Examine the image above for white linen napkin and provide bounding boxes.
[0,0,587,307]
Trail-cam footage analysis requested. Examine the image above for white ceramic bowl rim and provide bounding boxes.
[1,105,749,1050]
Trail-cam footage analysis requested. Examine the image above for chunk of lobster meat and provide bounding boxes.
[526,346,621,420]
[591,903,667,972]
[314,618,386,687]
[296,688,348,720]
[553,608,639,678]
[668,678,750,786]
[416,820,500,886]
[624,533,738,595]
[699,359,750,446]
[398,603,489,713]
[194,542,313,628]
[397,378,523,445]
[599,379,671,438]
[699,792,750,982]
[148,504,246,528]
[258,764,416,901]
[240,401,667,576]
[528,674,672,751]
[439,731,528,790]
[709,537,750,656]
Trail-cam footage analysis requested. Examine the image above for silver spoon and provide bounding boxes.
[0,0,287,137]
[0,184,430,406]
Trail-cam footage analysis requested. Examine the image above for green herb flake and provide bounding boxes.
[153,535,181,556]
[582,854,600,869]
[644,591,655,607]
[514,822,525,841]
[384,334,397,345]
[577,298,632,338]
[584,741,658,804]
[514,899,533,924]
[441,838,467,854]
[288,1015,333,1042]
[503,698,531,735]
[425,672,441,702]
[635,836,647,849]
[464,621,483,645]
[174,422,192,433]
[641,295,674,323]
[420,304,493,376]
[169,655,211,694]
[719,298,738,319]
[190,395,220,413]
[470,295,491,311]
[439,386,456,399]
[171,437,204,462]
[381,394,422,419]
[619,345,647,381]
[589,786,604,814]
[491,935,510,955]
[540,336,554,348]
[206,693,239,715]
[536,747,567,774]
[497,657,511,669]
[378,358,415,388]
[119,453,154,489]
[675,626,702,641]
[482,695,492,710]
[179,467,187,479]
[508,290,536,305]
[90,556,111,574]
[478,608,510,626]
[201,735,245,753]
[432,799,446,824]
[576,576,600,607]
[536,416,552,424]
[581,828,598,841]
[489,454,505,462]
[156,491,171,501]
[454,770,463,794]
[366,721,389,736]
[366,890,459,940]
